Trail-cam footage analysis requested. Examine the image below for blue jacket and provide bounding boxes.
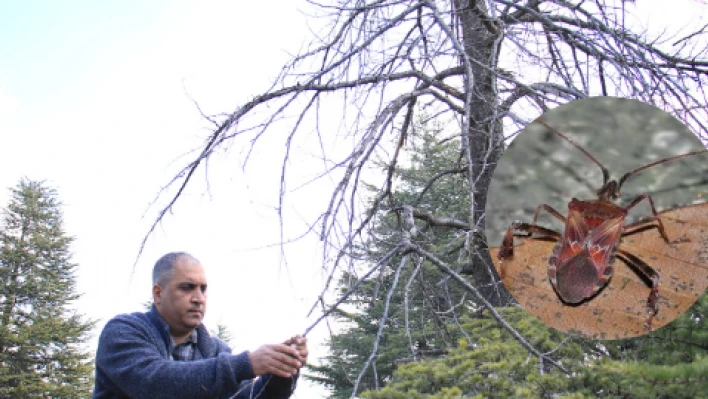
[93,306,296,399]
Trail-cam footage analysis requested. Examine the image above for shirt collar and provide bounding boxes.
[183,329,198,345]
[149,304,199,345]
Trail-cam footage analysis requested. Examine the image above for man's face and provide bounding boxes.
[153,256,207,338]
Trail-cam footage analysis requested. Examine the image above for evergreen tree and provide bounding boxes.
[211,322,233,345]
[0,179,95,398]
[307,123,481,397]
[361,295,708,398]
[309,123,708,397]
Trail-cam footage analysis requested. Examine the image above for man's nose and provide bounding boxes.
[192,290,206,303]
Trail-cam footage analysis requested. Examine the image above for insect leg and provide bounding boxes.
[498,223,561,279]
[499,203,565,262]
[622,218,665,239]
[498,222,561,260]
[615,249,660,331]
[622,193,670,243]
[531,204,567,225]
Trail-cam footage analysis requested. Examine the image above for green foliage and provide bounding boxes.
[361,296,708,398]
[308,119,708,398]
[580,293,708,398]
[362,307,586,399]
[211,322,233,345]
[0,179,95,398]
[306,124,475,397]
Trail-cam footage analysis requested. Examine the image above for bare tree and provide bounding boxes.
[142,0,708,396]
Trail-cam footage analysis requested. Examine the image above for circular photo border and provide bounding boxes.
[486,97,708,339]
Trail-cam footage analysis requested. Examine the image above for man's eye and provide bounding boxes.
[181,284,195,291]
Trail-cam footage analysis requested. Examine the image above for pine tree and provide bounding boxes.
[306,123,480,397]
[211,323,233,345]
[361,295,708,398]
[309,122,708,397]
[0,179,95,398]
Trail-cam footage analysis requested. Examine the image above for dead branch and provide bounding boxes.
[142,0,708,394]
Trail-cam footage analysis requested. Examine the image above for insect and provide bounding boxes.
[497,118,708,331]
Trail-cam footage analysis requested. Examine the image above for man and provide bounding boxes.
[94,252,308,399]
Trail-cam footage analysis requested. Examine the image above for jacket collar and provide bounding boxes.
[147,304,215,356]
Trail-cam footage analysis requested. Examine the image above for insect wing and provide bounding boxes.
[553,209,588,266]
[551,210,602,303]
[585,214,624,271]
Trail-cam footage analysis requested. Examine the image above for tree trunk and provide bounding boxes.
[454,0,511,306]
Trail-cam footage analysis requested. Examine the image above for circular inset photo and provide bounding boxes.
[486,97,708,339]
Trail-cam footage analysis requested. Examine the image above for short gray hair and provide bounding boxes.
[152,252,199,286]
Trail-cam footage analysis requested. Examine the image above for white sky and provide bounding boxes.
[1,1,705,398]
[0,1,331,397]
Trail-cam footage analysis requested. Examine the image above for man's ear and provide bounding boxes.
[153,284,162,305]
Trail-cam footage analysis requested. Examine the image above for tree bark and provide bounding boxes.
[454,0,511,306]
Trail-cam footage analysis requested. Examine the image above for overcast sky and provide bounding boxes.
[0,1,332,397]
[1,1,706,398]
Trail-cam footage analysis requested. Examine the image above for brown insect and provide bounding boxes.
[498,118,708,330]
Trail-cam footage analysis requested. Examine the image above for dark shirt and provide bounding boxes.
[93,305,296,399]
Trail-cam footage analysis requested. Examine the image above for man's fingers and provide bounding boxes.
[294,336,308,363]
[272,349,302,368]
[258,355,298,378]
[285,335,306,347]
[249,341,307,378]
[266,359,298,378]
[284,334,302,345]
[273,343,306,363]
[297,348,308,361]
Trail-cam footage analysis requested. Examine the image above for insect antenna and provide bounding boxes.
[617,149,708,190]
[534,118,611,187]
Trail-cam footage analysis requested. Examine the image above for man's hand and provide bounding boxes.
[286,335,308,366]
[248,343,303,378]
